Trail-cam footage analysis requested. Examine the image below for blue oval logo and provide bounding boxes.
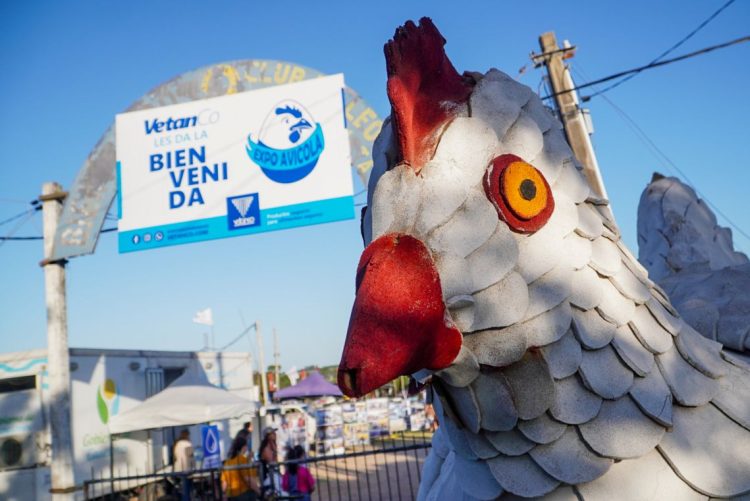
[246,100,325,183]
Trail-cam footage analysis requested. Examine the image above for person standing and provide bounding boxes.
[221,436,259,501]
[260,426,278,461]
[281,445,315,501]
[257,434,279,500]
[235,421,254,456]
[173,429,195,472]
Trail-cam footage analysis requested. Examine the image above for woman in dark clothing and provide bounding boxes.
[257,436,277,500]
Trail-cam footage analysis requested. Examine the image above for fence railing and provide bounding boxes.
[83,431,433,501]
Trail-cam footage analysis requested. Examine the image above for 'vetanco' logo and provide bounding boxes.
[144,115,198,135]
[245,100,325,183]
[96,378,120,424]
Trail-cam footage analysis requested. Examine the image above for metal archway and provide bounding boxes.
[52,59,383,260]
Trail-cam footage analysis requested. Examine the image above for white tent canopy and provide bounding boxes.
[108,363,256,435]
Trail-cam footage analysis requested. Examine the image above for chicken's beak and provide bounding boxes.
[338,233,462,397]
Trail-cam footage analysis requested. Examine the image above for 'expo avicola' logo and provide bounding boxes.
[245,100,325,183]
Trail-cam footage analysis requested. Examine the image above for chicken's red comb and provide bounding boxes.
[385,17,473,173]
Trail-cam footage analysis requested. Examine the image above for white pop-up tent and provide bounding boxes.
[108,363,257,434]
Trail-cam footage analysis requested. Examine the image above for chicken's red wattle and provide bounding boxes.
[337,233,462,398]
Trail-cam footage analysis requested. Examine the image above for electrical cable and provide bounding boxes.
[600,96,750,243]
[3,183,359,243]
[0,226,117,242]
[0,235,43,241]
[0,210,38,247]
[570,64,750,243]
[583,0,737,101]
[0,207,38,227]
[541,35,749,101]
[537,77,547,99]
[219,323,257,352]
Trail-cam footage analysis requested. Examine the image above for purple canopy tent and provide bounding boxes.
[274,371,343,399]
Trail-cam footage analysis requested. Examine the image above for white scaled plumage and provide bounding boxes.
[638,174,750,353]
[363,66,750,501]
[339,18,750,501]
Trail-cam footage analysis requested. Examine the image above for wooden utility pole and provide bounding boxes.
[255,321,269,405]
[40,182,76,499]
[536,33,610,204]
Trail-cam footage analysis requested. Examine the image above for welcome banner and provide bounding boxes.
[116,74,353,253]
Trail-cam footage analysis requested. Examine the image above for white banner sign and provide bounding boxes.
[116,74,353,252]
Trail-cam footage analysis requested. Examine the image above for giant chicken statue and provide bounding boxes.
[337,18,750,500]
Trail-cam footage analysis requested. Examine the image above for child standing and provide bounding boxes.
[281,446,315,501]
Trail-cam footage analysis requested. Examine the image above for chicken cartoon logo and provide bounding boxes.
[246,100,325,183]
[96,378,120,425]
[337,18,750,500]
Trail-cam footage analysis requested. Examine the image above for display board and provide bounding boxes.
[277,411,309,452]
[315,405,345,456]
[116,74,353,253]
[342,402,370,447]
[365,398,389,438]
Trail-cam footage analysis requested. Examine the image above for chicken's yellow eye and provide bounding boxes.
[483,154,554,233]
[502,161,548,220]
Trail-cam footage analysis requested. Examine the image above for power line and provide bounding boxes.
[0,235,43,241]
[570,64,750,243]
[0,211,38,247]
[600,96,750,243]
[2,186,361,242]
[0,226,116,242]
[0,206,39,227]
[219,323,257,352]
[584,0,737,101]
[541,35,750,101]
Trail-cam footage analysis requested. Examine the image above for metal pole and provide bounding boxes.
[109,437,114,497]
[41,182,76,500]
[537,33,611,212]
[273,328,280,393]
[255,321,269,405]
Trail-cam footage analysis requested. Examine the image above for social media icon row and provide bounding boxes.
[131,231,164,245]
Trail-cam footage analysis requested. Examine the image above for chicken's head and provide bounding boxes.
[338,18,589,397]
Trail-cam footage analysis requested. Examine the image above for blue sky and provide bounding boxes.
[1,1,748,371]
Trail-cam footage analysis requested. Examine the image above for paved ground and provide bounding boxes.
[307,445,430,501]
[309,438,429,501]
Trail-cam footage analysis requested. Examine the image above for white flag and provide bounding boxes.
[287,366,299,386]
[192,308,213,326]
